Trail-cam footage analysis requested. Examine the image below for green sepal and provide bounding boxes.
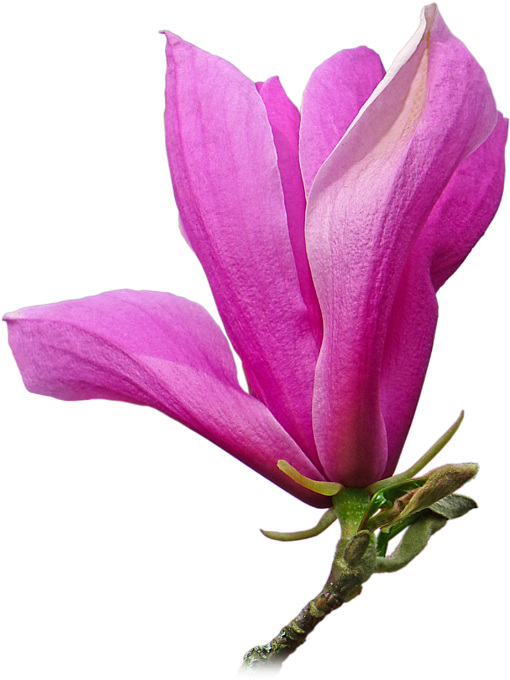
[277,460,342,496]
[375,510,447,573]
[260,507,337,542]
[366,411,464,495]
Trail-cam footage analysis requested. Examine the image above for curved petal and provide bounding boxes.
[300,46,385,195]
[380,112,508,478]
[306,5,498,486]
[163,32,320,465]
[4,290,328,507]
[256,76,322,343]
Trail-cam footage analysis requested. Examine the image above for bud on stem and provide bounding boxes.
[241,489,374,671]
[368,463,478,531]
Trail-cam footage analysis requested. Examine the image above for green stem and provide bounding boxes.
[332,488,370,537]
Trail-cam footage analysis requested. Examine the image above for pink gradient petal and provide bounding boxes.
[380,113,508,478]
[306,5,498,486]
[4,291,328,507]
[300,46,385,195]
[163,32,320,466]
[257,76,322,343]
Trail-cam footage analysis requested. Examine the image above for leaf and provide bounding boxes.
[367,463,478,532]
[359,479,426,531]
[428,493,477,519]
[375,510,447,573]
[398,463,478,520]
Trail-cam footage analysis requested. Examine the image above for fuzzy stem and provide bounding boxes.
[235,490,376,678]
[240,536,375,672]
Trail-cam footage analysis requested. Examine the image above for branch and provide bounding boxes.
[240,534,375,672]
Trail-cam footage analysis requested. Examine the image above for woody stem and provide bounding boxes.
[240,489,373,673]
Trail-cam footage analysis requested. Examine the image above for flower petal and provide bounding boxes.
[380,112,508,478]
[306,5,498,486]
[257,76,322,343]
[4,290,328,507]
[300,46,385,195]
[163,32,320,465]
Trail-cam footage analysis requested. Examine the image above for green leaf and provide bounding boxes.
[375,510,447,573]
[375,493,477,563]
[397,463,478,521]
[376,512,425,557]
[367,463,478,532]
[359,479,426,531]
[428,493,477,519]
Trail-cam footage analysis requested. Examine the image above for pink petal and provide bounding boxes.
[4,290,328,507]
[306,5,499,486]
[300,46,385,195]
[163,32,320,466]
[257,76,322,344]
[380,112,508,478]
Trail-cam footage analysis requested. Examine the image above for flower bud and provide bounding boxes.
[399,463,478,520]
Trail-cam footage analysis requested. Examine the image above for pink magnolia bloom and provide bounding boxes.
[4,6,507,508]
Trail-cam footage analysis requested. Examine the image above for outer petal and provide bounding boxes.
[163,32,320,465]
[256,77,322,343]
[300,46,386,195]
[4,290,328,507]
[306,5,498,486]
[380,113,508,478]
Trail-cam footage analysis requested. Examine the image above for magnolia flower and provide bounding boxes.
[4,5,507,509]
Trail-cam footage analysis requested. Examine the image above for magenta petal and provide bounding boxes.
[300,46,385,195]
[380,113,508,478]
[4,290,328,507]
[163,32,320,465]
[257,76,322,343]
[306,6,499,487]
